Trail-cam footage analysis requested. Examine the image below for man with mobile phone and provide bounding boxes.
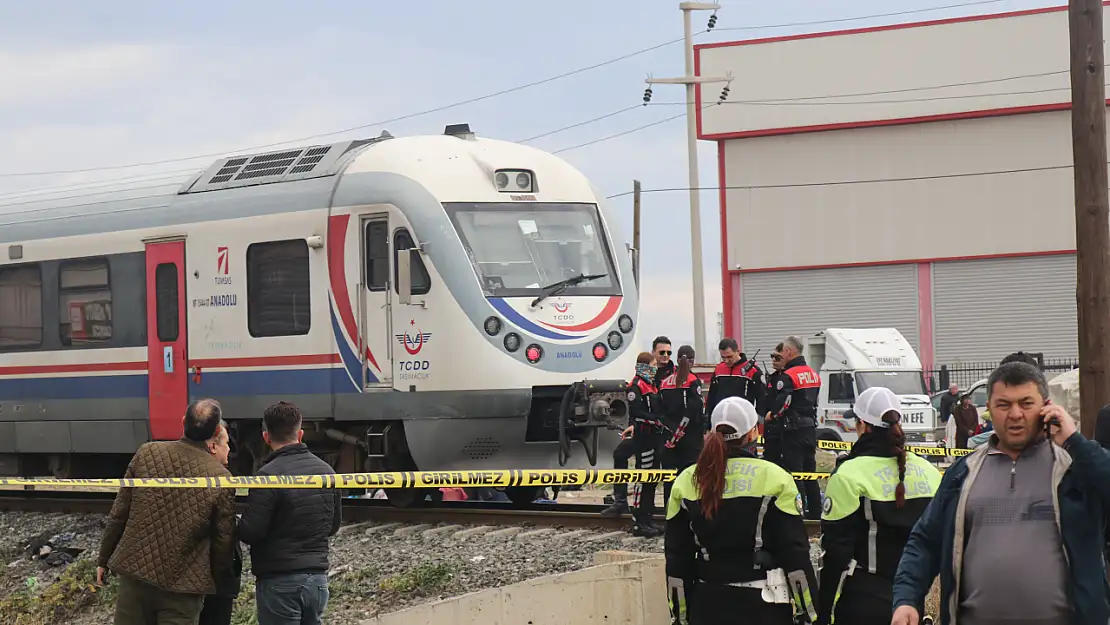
[892,361,1110,625]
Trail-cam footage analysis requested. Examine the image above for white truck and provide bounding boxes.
[804,328,941,445]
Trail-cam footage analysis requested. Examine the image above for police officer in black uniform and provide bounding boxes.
[621,351,666,537]
[653,336,676,388]
[658,345,703,505]
[765,335,822,520]
[665,396,817,625]
[705,338,763,417]
[759,343,786,464]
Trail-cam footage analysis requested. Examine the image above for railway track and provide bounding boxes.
[0,490,822,537]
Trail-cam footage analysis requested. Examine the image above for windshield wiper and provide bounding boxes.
[530,273,608,308]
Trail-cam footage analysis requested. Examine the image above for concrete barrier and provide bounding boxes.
[359,551,668,625]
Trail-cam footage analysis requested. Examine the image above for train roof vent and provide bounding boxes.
[180,137,386,194]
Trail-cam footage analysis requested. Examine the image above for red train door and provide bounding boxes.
[145,239,188,440]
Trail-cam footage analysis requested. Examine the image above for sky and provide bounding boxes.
[0,0,1059,357]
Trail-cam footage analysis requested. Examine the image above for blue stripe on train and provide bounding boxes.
[0,367,361,401]
[0,374,149,400]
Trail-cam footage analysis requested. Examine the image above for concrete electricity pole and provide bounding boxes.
[644,2,731,357]
[1068,0,1110,437]
[632,179,642,289]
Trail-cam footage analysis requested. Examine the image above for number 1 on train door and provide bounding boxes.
[145,240,189,440]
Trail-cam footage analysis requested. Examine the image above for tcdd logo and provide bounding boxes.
[395,319,432,355]
[552,301,571,313]
[400,360,431,371]
[217,247,229,275]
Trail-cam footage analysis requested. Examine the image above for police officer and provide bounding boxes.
[759,343,786,464]
[618,351,666,537]
[665,397,817,625]
[652,336,676,388]
[817,387,941,625]
[765,335,821,520]
[706,338,763,417]
[658,345,703,505]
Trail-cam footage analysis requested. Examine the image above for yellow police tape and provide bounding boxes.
[0,441,969,489]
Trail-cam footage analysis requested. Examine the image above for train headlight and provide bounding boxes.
[607,331,623,350]
[525,344,543,364]
[504,332,522,352]
[592,343,608,362]
[484,316,503,336]
[618,314,633,334]
[494,169,535,193]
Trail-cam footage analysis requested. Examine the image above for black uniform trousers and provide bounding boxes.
[828,572,893,625]
[632,426,664,521]
[198,595,235,625]
[661,426,703,505]
[611,436,635,504]
[687,585,795,625]
[773,425,821,520]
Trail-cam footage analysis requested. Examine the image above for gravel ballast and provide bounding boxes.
[0,508,825,624]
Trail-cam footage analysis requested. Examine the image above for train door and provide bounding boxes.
[144,239,189,440]
[359,214,393,388]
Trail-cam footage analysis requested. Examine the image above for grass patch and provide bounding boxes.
[0,559,118,625]
[378,562,456,597]
[330,567,382,597]
[229,582,258,625]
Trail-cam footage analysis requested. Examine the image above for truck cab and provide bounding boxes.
[805,328,941,445]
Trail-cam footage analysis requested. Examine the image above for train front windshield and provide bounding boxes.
[445,202,621,297]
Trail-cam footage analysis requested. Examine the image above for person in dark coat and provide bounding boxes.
[239,402,342,625]
[200,436,243,625]
[951,394,979,450]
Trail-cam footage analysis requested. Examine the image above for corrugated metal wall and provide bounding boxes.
[739,265,920,356]
[932,255,1077,363]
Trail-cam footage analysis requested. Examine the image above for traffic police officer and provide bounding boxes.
[658,345,703,504]
[706,338,763,416]
[765,335,821,519]
[817,387,941,625]
[665,396,817,625]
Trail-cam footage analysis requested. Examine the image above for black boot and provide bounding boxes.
[632,512,663,538]
[600,499,629,517]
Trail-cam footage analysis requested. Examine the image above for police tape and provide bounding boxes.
[0,469,678,490]
[756,437,973,458]
[1,466,949,489]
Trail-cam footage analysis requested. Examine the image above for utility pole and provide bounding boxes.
[644,2,731,357]
[1068,0,1110,438]
[632,180,642,289]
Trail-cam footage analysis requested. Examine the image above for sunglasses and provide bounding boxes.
[658,350,671,356]
[771,354,783,361]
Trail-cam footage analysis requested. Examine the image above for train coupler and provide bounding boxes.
[557,379,630,467]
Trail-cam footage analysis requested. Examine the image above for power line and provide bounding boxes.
[604,163,1076,198]
[517,105,644,143]
[0,36,701,180]
[553,112,687,154]
[0,170,196,202]
[713,0,1009,32]
[646,84,1089,108]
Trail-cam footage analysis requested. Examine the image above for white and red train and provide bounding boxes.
[0,125,640,504]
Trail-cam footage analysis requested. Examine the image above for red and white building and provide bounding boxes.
[694,4,1102,371]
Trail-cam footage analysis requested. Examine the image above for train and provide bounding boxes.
[0,124,640,505]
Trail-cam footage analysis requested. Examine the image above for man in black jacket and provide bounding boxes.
[239,402,341,625]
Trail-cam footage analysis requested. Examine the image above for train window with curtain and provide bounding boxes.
[155,263,179,342]
[364,221,389,291]
[247,239,311,338]
[59,258,113,346]
[0,265,43,349]
[393,229,431,295]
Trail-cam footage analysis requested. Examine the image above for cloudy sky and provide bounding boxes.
[0,0,1055,357]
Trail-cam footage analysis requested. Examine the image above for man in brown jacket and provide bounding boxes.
[952,393,981,450]
[97,399,237,625]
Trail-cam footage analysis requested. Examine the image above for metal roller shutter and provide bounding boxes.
[932,255,1077,363]
[740,265,920,356]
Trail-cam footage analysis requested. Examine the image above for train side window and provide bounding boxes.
[59,259,112,346]
[155,263,179,342]
[365,221,389,291]
[393,229,431,295]
[247,240,311,338]
[0,265,43,350]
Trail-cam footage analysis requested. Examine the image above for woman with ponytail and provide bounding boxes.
[659,345,704,505]
[816,386,942,625]
[664,397,818,625]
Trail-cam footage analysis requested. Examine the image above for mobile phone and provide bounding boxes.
[1041,399,1060,435]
